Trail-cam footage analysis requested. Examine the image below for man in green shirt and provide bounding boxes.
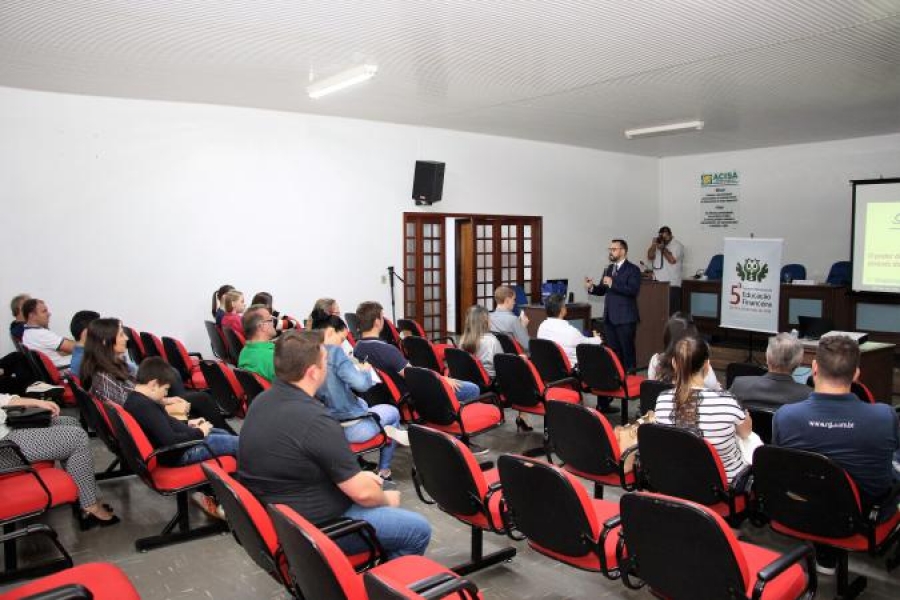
[238,305,277,381]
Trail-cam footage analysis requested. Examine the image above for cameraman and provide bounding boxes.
[646,226,684,314]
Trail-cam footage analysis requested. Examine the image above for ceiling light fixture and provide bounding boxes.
[307,64,378,99]
[624,120,705,139]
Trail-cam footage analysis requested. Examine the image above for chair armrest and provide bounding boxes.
[0,439,34,474]
[17,584,92,600]
[147,439,206,460]
[545,376,579,389]
[868,480,900,522]
[479,460,495,472]
[618,446,640,491]
[0,523,58,545]
[752,543,816,600]
[603,514,621,530]
[318,517,385,568]
[408,573,479,599]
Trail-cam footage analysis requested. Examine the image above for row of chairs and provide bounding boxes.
[122,326,207,390]
[703,257,851,286]
[201,463,481,600]
[406,422,822,600]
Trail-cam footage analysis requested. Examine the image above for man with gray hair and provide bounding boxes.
[729,332,811,407]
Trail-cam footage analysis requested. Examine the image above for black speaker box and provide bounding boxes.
[412,160,445,205]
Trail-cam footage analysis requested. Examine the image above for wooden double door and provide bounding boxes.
[403,213,542,337]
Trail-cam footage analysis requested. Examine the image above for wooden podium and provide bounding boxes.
[636,280,670,368]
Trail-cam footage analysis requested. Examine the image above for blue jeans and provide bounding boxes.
[337,504,431,560]
[344,400,400,472]
[455,380,480,405]
[177,428,239,465]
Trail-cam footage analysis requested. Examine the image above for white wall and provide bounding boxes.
[659,134,900,279]
[0,86,658,356]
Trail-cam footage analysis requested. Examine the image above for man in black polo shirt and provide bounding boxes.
[238,330,431,558]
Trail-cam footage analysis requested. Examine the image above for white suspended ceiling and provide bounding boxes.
[1,0,899,156]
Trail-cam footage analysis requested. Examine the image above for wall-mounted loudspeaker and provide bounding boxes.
[412,160,445,205]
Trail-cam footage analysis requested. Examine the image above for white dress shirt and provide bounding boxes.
[536,318,602,367]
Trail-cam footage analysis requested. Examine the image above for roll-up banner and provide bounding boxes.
[720,237,783,333]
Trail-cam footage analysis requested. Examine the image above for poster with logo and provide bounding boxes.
[720,237,783,333]
[700,171,740,228]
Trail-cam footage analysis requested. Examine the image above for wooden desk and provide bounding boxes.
[523,303,591,339]
[801,341,895,403]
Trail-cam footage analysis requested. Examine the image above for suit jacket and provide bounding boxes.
[729,372,812,407]
[588,259,640,325]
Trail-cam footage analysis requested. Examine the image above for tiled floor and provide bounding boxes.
[3,406,899,599]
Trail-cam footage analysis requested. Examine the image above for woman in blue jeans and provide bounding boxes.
[311,311,407,480]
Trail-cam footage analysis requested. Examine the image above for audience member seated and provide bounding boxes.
[238,305,277,381]
[68,310,100,379]
[82,318,231,431]
[211,284,234,326]
[220,290,246,335]
[489,285,530,349]
[238,330,432,559]
[460,304,532,431]
[773,335,899,523]
[647,312,720,389]
[729,333,811,407]
[535,293,602,367]
[21,298,75,368]
[9,292,30,342]
[252,291,299,331]
[1,391,119,528]
[655,335,752,484]
[353,301,479,404]
[311,311,408,480]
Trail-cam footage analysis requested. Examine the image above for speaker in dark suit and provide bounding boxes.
[586,239,641,370]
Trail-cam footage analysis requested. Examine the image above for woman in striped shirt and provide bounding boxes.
[654,335,752,483]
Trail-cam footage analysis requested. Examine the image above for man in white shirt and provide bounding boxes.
[536,293,603,368]
[646,226,684,314]
[21,298,75,368]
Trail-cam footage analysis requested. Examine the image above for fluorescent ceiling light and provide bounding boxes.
[624,120,704,139]
[307,64,378,99]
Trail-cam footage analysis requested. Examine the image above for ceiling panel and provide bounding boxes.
[1,0,898,155]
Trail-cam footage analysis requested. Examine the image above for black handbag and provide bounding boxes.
[2,405,53,429]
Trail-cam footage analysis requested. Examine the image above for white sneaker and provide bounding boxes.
[383,425,410,447]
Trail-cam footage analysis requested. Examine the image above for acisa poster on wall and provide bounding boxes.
[700,171,739,228]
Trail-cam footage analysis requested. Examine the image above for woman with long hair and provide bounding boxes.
[211,284,234,325]
[82,318,232,431]
[647,312,720,389]
[459,304,531,432]
[653,335,751,483]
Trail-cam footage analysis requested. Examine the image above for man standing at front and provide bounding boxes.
[646,226,684,314]
[585,239,641,371]
[238,330,431,558]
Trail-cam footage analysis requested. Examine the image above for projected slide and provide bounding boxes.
[852,180,900,294]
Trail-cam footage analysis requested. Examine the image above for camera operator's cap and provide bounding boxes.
[658,226,672,234]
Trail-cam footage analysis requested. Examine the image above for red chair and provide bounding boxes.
[403,367,503,449]
[269,504,481,600]
[204,320,229,362]
[359,366,414,423]
[123,326,145,365]
[493,331,525,356]
[198,360,248,417]
[28,350,75,406]
[101,402,235,551]
[754,446,900,599]
[528,338,578,391]
[576,343,645,425]
[401,336,444,373]
[0,562,140,600]
[71,384,130,480]
[139,331,167,360]
[233,367,270,407]
[397,318,455,364]
[162,336,207,389]
[364,570,479,600]
[0,441,77,583]
[637,423,749,525]
[493,353,581,459]
[444,348,494,395]
[343,414,388,459]
[222,327,246,364]
[201,464,382,597]
[408,425,516,574]
[497,453,622,577]
[545,399,638,498]
[380,318,403,349]
[616,492,815,599]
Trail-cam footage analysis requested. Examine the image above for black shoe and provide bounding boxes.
[515,416,534,433]
[79,512,121,531]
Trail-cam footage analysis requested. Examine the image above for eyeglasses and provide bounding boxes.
[608,247,623,252]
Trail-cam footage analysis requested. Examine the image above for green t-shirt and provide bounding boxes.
[238,341,276,382]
